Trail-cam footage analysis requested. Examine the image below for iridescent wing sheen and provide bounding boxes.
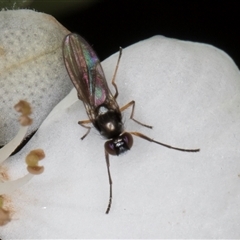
[62,33,118,121]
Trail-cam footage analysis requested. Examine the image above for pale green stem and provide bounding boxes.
[0,126,28,164]
[0,173,34,195]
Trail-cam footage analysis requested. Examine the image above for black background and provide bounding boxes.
[57,0,240,68]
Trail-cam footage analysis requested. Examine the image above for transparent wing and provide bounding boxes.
[63,33,119,121]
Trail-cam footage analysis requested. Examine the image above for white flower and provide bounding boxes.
[0,9,72,146]
[0,100,45,226]
[0,12,240,238]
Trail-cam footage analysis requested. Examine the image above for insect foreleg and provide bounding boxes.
[105,151,113,214]
[120,100,153,129]
[111,47,123,99]
[130,131,200,152]
[78,119,92,140]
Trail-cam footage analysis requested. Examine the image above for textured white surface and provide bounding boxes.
[1,36,240,238]
[0,10,72,145]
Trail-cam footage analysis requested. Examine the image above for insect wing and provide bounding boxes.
[63,33,110,107]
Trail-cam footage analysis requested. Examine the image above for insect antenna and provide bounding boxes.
[130,132,200,152]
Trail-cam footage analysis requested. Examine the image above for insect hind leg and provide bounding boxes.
[111,47,123,99]
[120,100,153,129]
[78,119,91,140]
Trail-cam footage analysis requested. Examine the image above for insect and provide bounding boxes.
[62,33,200,214]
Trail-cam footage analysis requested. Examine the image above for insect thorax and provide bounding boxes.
[95,105,123,139]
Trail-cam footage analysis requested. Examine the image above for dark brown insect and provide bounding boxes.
[62,33,200,214]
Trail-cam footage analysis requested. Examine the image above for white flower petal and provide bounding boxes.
[0,10,72,145]
[1,36,240,238]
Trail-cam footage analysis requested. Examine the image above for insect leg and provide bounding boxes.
[130,131,200,152]
[111,47,123,99]
[105,151,113,214]
[120,100,153,129]
[78,119,91,140]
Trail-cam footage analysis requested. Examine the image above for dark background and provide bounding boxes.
[55,0,239,68]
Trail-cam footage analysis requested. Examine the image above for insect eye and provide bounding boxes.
[121,132,133,150]
[105,140,117,156]
[104,132,133,156]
